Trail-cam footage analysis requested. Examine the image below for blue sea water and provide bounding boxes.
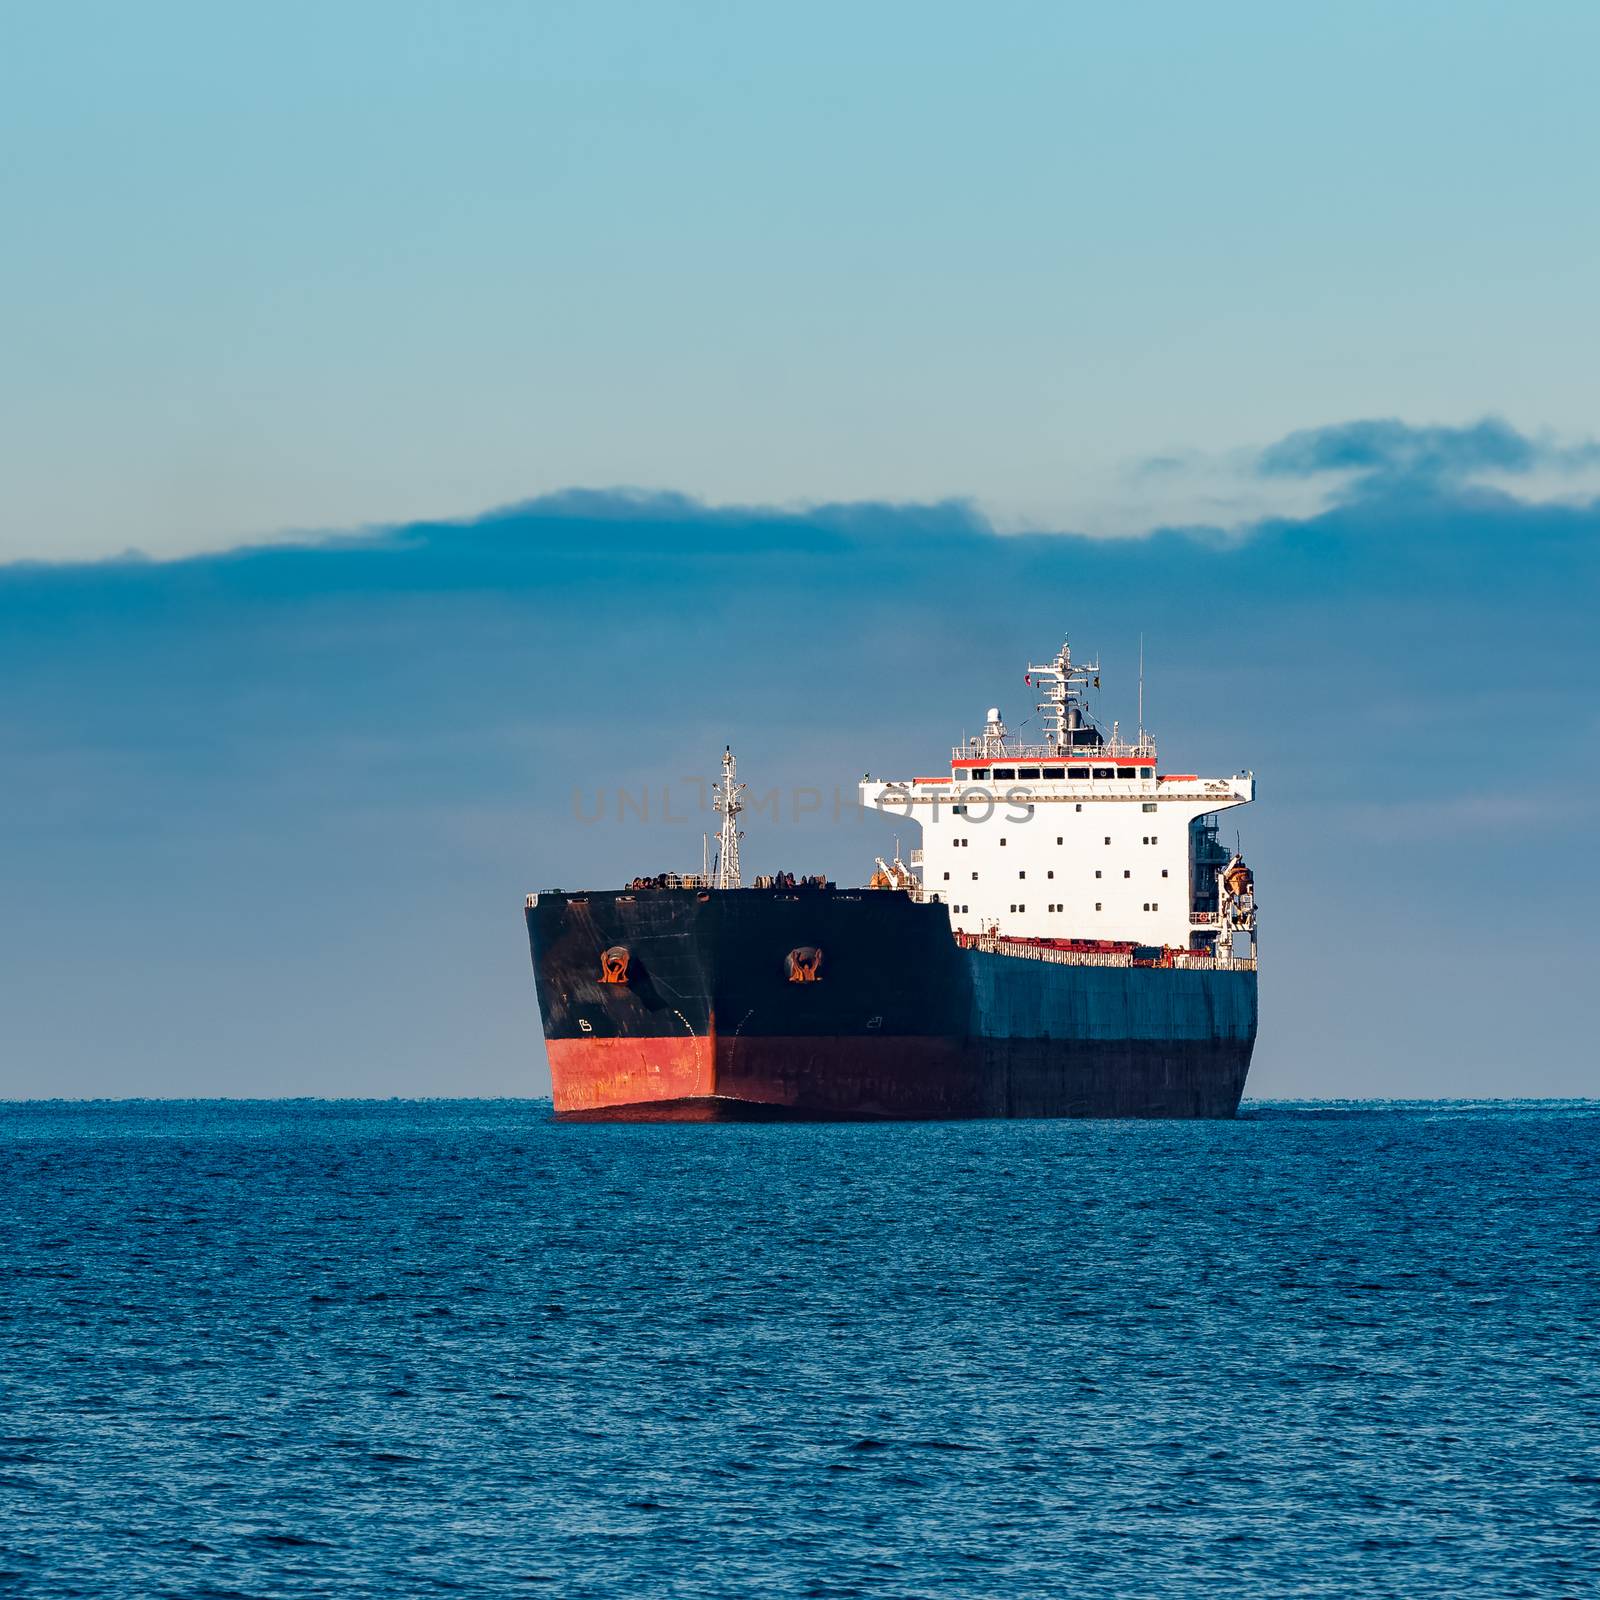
[1,1101,1596,1598]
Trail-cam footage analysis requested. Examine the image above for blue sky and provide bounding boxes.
[3,6,1597,1096]
[5,2,1600,556]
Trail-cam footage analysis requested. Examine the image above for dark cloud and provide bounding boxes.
[1256,416,1600,490]
[1,443,1597,1098]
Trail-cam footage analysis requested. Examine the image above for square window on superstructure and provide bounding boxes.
[943,872,950,880]
[1153,902,1159,911]
[1056,835,1063,844]
[1095,902,1102,911]
[971,768,989,781]
[1123,870,1130,878]
[1152,836,1158,844]
[1019,870,1026,879]
[1095,869,1102,878]
[1142,801,1157,813]
[1000,838,1007,847]
[952,805,964,816]
[1144,902,1150,911]
[1018,904,1025,912]
[1141,768,1153,779]
[1075,803,1082,812]
[1161,869,1168,878]
[1104,836,1111,845]
[1047,870,1054,879]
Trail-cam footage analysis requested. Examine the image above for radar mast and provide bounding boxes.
[1026,638,1103,753]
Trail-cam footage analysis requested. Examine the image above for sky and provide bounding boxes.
[5,1,1600,557]
[3,5,1597,1098]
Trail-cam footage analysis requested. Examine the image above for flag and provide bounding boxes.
[1093,675,1100,688]
[1024,673,1031,686]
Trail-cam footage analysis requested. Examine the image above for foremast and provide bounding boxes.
[713,746,745,890]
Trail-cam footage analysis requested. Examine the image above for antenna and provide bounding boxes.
[1138,633,1145,746]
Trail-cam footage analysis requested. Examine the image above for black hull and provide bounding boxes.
[525,887,1256,1120]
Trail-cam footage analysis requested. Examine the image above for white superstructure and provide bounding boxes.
[860,639,1257,956]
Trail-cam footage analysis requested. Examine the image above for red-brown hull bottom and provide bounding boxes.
[547,1035,973,1120]
[547,1034,1251,1120]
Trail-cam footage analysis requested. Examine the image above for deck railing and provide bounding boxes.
[960,932,1256,972]
[949,739,1158,763]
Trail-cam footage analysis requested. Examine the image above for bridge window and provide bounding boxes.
[1018,767,1040,779]
[1093,767,1115,779]
[993,768,1015,780]
[1043,767,1064,779]
[1070,766,1090,779]
[1141,768,1153,779]
[970,768,989,780]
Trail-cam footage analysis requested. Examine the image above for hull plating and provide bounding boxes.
[526,889,1256,1120]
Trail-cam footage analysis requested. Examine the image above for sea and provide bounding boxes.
[2,1099,1596,1598]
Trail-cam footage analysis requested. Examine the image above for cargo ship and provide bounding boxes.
[524,639,1259,1119]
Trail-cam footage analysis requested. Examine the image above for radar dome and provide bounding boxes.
[986,707,1001,723]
